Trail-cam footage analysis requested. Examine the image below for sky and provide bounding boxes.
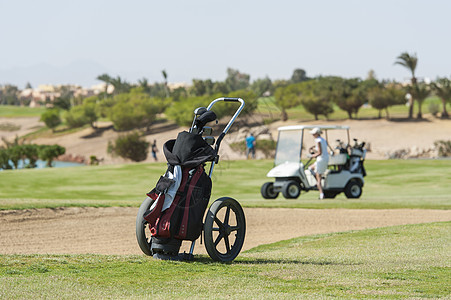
[1,0,450,88]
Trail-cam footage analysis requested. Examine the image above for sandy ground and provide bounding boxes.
[0,207,449,255]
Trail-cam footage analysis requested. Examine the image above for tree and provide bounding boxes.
[0,84,19,105]
[430,77,451,118]
[394,52,418,119]
[408,83,430,119]
[291,69,308,83]
[137,78,151,94]
[298,81,334,120]
[0,147,12,170]
[162,70,169,98]
[40,109,61,132]
[109,132,149,162]
[109,93,163,131]
[7,145,23,169]
[110,76,131,95]
[96,73,112,98]
[367,85,405,119]
[225,68,250,92]
[21,144,39,168]
[274,84,302,121]
[190,79,214,96]
[38,145,65,167]
[251,77,273,97]
[320,77,365,119]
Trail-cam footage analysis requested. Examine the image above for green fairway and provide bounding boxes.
[1,222,449,298]
[0,159,450,210]
[0,105,45,117]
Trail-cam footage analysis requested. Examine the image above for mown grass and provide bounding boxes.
[0,105,45,118]
[0,222,449,298]
[0,159,450,210]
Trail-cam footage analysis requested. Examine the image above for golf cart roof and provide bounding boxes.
[278,125,350,131]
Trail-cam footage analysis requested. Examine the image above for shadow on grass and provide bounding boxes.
[189,256,360,266]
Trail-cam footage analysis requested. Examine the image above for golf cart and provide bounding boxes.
[261,125,367,199]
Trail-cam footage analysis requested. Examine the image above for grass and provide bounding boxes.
[0,159,450,210]
[0,105,45,118]
[0,222,449,298]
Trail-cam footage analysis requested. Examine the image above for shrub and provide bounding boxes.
[434,140,451,157]
[64,106,89,128]
[40,109,61,132]
[428,102,440,117]
[229,139,276,158]
[109,132,149,162]
[38,145,66,167]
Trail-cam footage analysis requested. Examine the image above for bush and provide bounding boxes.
[434,140,451,157]
[40,109,61,132]
[109,132,149,162]
[38,145,66,167]
[229,139,276,158]
[65,106,90,128]
[428,102,440,117]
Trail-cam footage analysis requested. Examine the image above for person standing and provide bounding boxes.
[308,127,329,199]
[151,140,158,161]
[245,133,256,159]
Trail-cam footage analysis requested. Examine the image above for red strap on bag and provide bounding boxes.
[175,165,204,239]
[157,168,191,238]
[143,193,165,236]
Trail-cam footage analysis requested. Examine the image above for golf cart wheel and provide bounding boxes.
[136,197,155,256]
[261,182,279,199]
[344,180,362,199]
[282,180,301,199]
[204,197,246,262]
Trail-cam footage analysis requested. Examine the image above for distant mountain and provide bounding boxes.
[0,60,111,88]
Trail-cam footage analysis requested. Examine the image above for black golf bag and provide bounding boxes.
[143,130,216,256]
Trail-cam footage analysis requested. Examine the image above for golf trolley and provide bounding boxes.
[136,97,246,262]
[261,125,367,200]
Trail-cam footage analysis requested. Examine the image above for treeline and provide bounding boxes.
[0,138,65,169]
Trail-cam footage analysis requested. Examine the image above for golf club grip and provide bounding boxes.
[223,97,240,102]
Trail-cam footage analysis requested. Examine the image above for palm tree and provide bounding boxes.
[138,77,151,94]
[109,76,131,95]
[408,83,430,119]
[161,70,169,98]
[431,77,451,118]
[96,73,112,98]
[394,52,418,119]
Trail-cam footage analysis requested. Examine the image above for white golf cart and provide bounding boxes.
[261,125,367,199]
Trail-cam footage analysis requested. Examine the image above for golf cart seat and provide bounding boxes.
[328,153,347,166]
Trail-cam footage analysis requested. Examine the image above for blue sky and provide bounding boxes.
[1,0,450,87]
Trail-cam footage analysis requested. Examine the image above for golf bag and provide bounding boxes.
[143,130,216,256]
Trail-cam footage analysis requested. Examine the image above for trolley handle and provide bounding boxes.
[206,97,245,177]
[223,97,240,102]
[207,97,245,135]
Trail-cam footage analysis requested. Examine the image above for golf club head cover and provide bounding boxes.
[195,110,217,130]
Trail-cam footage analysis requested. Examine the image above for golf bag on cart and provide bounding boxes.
[136,98,247,262]
[143,112,217,258]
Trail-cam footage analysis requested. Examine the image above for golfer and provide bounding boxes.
[245,133,256,159]
[308,127,329,199]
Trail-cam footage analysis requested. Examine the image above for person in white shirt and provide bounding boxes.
[308,127,329,199]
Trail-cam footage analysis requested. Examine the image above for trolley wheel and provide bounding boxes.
[204,197,246,262]
[282,180,301,199]
[136,196,155,256]
[261,182,279,199]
